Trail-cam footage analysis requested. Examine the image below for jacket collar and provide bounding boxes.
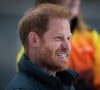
[18,54,78,86]
[56,69,78,85]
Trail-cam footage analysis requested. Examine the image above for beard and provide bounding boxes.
[37,45,68,72]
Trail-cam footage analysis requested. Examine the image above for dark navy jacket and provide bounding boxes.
[5,54,78,90]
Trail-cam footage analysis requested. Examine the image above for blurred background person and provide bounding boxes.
[16,0,100,90]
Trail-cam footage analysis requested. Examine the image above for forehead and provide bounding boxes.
[47,17,71,36]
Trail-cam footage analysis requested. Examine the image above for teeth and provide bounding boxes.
[57,53,66,58]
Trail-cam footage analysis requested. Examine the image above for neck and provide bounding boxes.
[42,67,56,76]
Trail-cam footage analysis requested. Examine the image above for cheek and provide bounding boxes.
[42,44,56,59]
[41,46,54,61]
[43,40,62,55]
[49,41,61,48]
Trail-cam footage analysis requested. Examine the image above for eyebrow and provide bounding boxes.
[50,32,72,36]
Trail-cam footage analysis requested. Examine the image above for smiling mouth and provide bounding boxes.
[56,52,69,60]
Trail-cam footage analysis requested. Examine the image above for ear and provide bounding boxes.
[28,32,40,47]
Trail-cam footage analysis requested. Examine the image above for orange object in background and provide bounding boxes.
[68,29,100,90]
[68,29,94,73]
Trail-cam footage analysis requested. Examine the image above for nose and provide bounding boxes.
[62,40,71,51]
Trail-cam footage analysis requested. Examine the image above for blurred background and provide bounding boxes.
[0,0,100,90]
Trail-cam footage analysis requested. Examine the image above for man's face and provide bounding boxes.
[38,18,71,72]
[60,0,80,19]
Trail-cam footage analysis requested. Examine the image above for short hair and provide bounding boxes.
[18,3,70,49]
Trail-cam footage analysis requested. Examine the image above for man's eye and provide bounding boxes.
[55,36,63,41]
[67,37,71,41]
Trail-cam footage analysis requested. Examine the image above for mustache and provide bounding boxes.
[56,49,71,54]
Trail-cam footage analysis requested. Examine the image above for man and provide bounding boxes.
[5,4,78,90]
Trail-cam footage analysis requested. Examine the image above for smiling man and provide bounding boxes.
[5,4,78,90]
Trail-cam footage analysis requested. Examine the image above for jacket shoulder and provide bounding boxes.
[5,73,37,90]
